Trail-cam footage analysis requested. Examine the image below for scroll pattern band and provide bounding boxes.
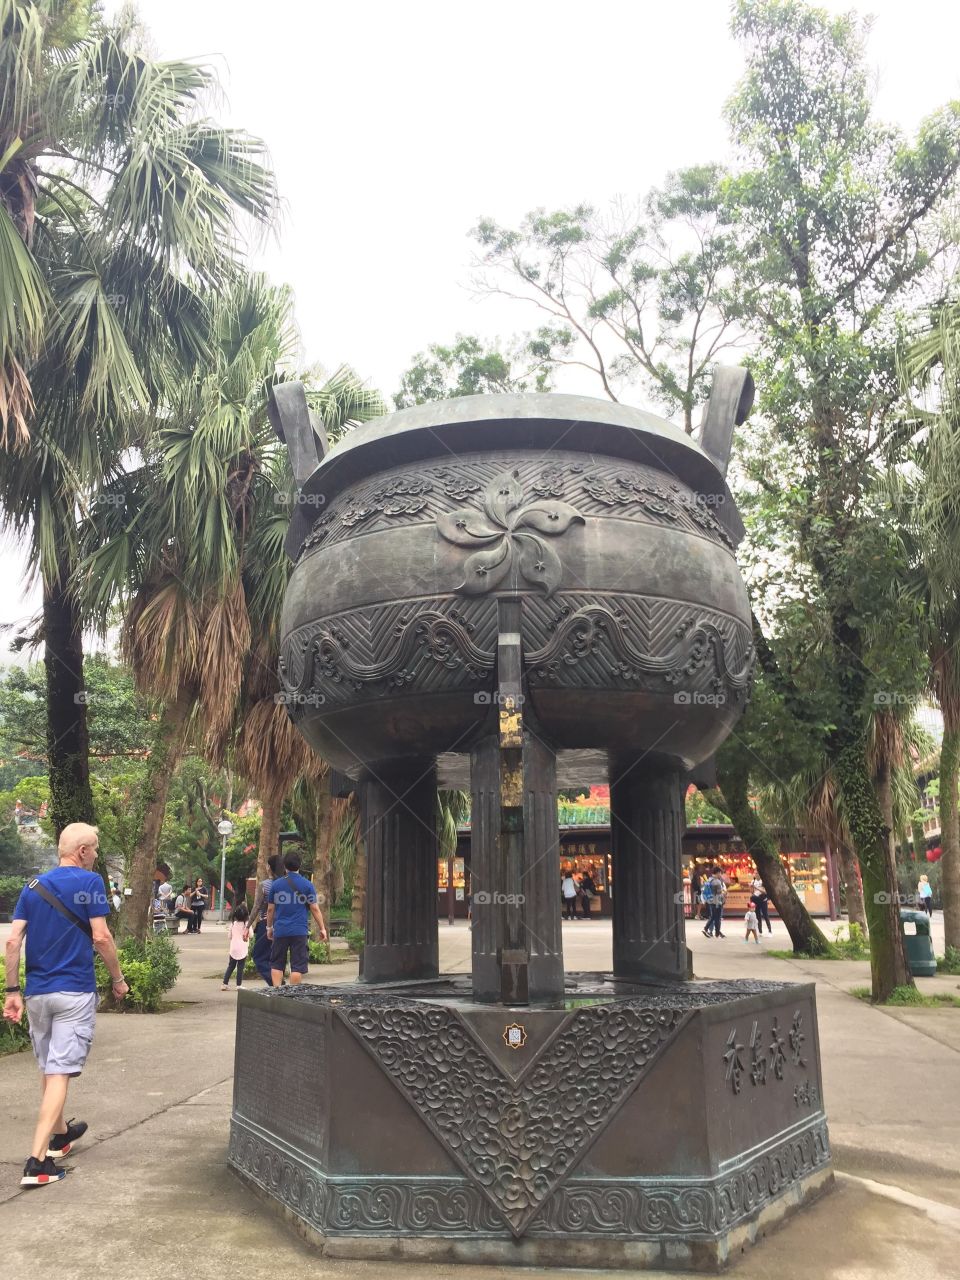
[229,1116,830,1239]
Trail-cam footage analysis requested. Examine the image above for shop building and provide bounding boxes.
[440,822,836,919]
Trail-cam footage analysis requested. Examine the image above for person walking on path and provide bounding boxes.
[701,872,717,936]
[561,873,579,921]
[245,854,283,982]
[3,823,128,1188]
[917,874,934,917]
[266,852,327,987]
[580,870,597,919]
[190,877,209,933]
[222,904,250,990]
[690,864,703,920]
[751,886,773,934]
[702,867,727,938]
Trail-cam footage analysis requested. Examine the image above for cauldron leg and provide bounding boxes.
[609,756,689,982]
[358,758,439,983]
[469,730,564,1003]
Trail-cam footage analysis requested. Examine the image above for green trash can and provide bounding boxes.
[899,909,937,977]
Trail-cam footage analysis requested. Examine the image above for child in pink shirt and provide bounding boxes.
[222,903,249,990]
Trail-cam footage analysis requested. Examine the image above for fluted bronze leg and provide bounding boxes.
[609,756,688,982]
[359,758,439,983]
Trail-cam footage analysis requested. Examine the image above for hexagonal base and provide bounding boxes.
[228,976,833,1271]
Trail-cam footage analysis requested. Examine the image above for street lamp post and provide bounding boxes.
[217,818,234,922]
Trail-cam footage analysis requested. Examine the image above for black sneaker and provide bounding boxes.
[20,1156,65,1188]
[47,1119,87,1158]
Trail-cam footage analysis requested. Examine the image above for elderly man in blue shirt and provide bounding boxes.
[3,823,128,1188]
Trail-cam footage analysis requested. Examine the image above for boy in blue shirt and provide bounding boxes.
[266,851,327,986]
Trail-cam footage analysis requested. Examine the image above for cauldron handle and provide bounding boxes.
[698,366,755,477]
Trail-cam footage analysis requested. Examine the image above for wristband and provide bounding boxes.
[5,985,21,993]
[112,975,125,985]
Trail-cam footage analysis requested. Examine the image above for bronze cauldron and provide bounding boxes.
[276,392,753,775]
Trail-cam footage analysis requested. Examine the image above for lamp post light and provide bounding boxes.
[217,818,234,922]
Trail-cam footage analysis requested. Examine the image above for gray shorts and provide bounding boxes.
[25,992,98,1076]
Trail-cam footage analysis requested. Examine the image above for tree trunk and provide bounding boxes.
[311,772,337,914]
[350,794,366,929]
[122,691,193,942]
[874,754,902,910]
[712,773,831,956]
[43,567,95,834]
[835,834,867,931]
[938,717,960,951]
[256,791,282,881]
[831,735,913,1000]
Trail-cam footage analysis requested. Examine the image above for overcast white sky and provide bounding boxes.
[4,0,960,638]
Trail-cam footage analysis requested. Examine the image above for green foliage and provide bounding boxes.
[344,925,364,955]
[851,983,960,1007]
[395,334,553,408]
[307,938,330,965]
[437,790,469,860]
[158,757,222,874]
[220,813,260,903]
[832,922,869,959]
[0,659,154,764]
[94,933,180,1011]
[0,818,30,875]
[938,946,960,975]
[0,873,26,912]
[685,787,730,825]
[470,171,742,429]
[0,958,29,1055]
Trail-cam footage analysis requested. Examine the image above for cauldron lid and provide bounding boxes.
[301,393,736,520]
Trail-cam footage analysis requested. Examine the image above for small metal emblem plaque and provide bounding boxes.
[503,1022,527,1050]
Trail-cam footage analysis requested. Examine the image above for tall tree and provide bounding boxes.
[469,170,743,426]
[237,369,384,880]
[79,274,294,937]
[0,1,276,837]
[721,0,960,998]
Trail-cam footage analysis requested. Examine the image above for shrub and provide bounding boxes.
[0,874,26,915]
[307,938,330,964]
[0,957,30,1055]
[345,926,364,955]
[832,922,868,959]
[95,933,181,1011]
[938,946,960,976]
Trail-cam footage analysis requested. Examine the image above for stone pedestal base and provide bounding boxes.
[229,977,832,1272]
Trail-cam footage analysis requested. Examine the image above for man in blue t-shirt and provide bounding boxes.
[266,851,327,987]
[3,823,128,1189]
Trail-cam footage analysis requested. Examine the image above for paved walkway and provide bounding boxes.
[0,920,957,1279]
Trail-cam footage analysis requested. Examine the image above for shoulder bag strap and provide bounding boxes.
[285,873,308,905]
[28,878,93,939]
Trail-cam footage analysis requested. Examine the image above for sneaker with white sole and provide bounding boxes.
[21,1156,65,1187]
[47,1119,87,1158]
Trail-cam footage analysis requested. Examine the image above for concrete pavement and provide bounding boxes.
[1,919,957,1279]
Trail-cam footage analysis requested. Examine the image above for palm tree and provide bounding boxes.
[0,2,276,837]
[235,373,384,881]
[79,274,293,937]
